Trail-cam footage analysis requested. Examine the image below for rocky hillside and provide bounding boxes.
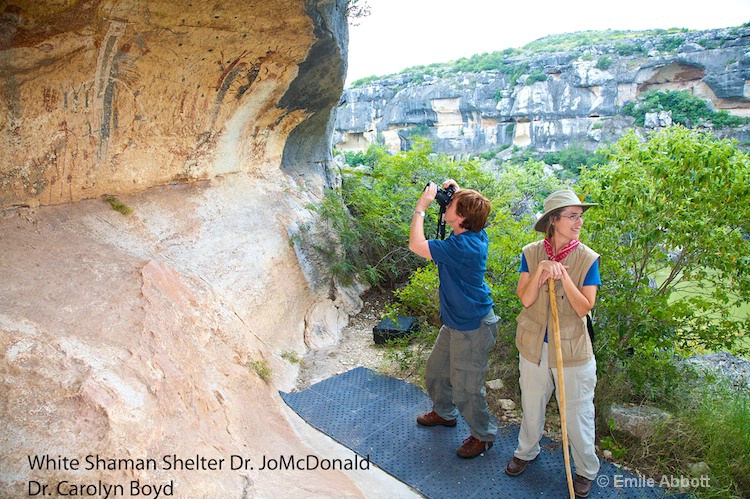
[334,26,750,155]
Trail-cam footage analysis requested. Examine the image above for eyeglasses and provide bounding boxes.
[561,214,584,222]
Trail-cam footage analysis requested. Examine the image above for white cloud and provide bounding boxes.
[346,0,750,85]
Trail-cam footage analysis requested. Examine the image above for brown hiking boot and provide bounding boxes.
[456,435,493,458]
[505,456,531,476]
[416,411,457,427]
[573,475,592,498]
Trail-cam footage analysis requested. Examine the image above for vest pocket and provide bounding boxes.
[516,313,545,361]
[558,315,587,340]
[561,333,589,363]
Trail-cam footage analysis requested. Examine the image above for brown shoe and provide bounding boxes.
[573,475,592,498]
[416,411,457,427]
[505,456,531,476]
[456,435,493,458]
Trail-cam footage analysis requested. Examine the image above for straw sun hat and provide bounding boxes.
[534,190,598,233]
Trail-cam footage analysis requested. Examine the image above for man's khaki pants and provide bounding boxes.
[424,316,498,442]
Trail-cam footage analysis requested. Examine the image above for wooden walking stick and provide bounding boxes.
[548,278,575,499]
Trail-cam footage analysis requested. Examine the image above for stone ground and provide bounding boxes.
[293,290,750,497]
[295,291,394,390]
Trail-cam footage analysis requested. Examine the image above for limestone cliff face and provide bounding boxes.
[0,1,383,497]
[334,27,750,155]
[0,0,347,208]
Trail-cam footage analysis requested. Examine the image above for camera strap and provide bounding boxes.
[436,205,447,240]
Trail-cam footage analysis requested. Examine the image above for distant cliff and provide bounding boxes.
[334,26,750,155]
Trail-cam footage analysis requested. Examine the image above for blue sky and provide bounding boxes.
[346,0,750,85]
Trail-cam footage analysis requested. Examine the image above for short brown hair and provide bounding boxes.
[453,189,491,232]
[545,208,563,239]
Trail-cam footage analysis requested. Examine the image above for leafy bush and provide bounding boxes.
[579,126,750,399]
[342,143,386,166]
[615,41,645,56]
[595,55,613,70]
[525,71,548,85]
[318,138,497,287]
[621,90,750,128]
[478,144,511,160]
[633,379,750,497]
[543,144,607,177]
[656,35,685,53]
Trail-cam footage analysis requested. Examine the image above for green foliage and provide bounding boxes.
[522,29,687,54]
[595,55,613,70]
[342,143,386,167]
[579,126,750,396]
[317,138,497,287]
[655,35,685,53]
[281,351,301,364]
[478,144,510,160]
[525,71,547,85]
[633,380,750,497]
[350,74,382,88]
[543,144,608,178]
[402,124,431,138]
[621,90,750,129]
[345,0,370,23]
[615,41,645,56]
[380,321,439,387]
[392,266,440,324]
[104,195,133,215]
[495,160,570,212]
[248,359,272,382]
[451,49,525,74]
[601,419,627,460]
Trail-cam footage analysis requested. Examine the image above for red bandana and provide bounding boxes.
[544,238,579,262]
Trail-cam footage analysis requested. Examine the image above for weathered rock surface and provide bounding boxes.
[685,351,750,388]
[607,403,671,440]
[0,0,403,496]
[334,27,750,155]
[0,175,378,497]
[1,0,347,209]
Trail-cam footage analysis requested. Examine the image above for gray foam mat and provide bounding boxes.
[281,367,670,498]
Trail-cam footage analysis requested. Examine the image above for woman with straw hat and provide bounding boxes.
[504,190,601,498]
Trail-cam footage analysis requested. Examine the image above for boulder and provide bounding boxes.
[607,403,671,440]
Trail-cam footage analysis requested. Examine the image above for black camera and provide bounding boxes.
[434,185,455,208]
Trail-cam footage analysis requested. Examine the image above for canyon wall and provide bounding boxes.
[334,26,750,155]
[0,1,391,496]
[0,0,345,208]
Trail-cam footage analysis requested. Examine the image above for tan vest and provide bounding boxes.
[515,240,599,367]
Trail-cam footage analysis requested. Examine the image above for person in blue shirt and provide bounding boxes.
[409,179,498,459]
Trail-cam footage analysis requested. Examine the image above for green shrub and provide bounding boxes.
[656,35,685,53]
[343,144,386,167]
[595,55,613,70]
[579,126,750,398]
[525,71,548,85]
[615,42,644,56]
[104,195,133,215]
[621,90,750,128]
[317,138,497,287]
[248,359,272,382]
[633,380,750,497]
[543,144,607,177]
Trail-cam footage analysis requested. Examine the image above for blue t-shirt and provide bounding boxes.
[428,230,494,330]
[519,253,601,342]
